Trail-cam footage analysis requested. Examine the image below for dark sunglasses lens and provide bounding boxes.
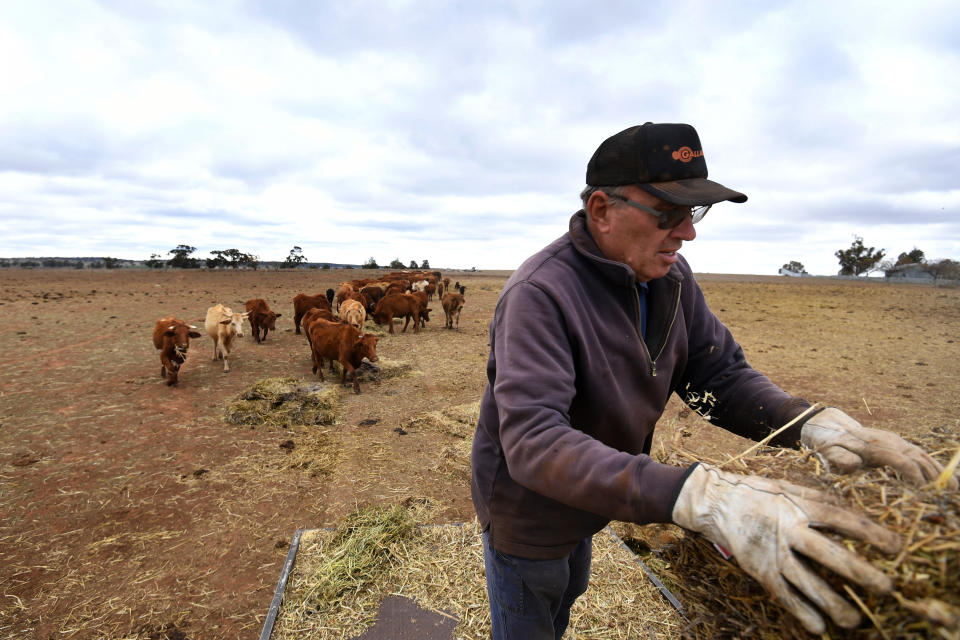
[657,208,690,229]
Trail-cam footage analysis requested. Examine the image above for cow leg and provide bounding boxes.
[212,341,219,361]
[349,366,361,394]
[294,312,302,335]
[401,315,410,333]
[412,312,420,334]
[388,316,396,334]
[222,351,230,373]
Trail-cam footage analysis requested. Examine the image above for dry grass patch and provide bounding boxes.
[269,501,683,639]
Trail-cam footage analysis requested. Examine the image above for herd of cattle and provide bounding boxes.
[151,271,466,393]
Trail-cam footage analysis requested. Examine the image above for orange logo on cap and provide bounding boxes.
[672,147,703,163]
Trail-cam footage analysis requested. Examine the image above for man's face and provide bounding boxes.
[588,185,697,282]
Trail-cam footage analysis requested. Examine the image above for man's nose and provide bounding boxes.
[670,214,697,241]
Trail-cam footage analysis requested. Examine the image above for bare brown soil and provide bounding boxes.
[1,268,957,639]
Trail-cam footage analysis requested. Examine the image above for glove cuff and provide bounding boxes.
[671,463,713,530]
[768,398,826,448]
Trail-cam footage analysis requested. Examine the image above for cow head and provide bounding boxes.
[421,307,432,323]
[357,334,380,363]
[166,323,202,358]
[264,311,281,330]
[231,312,248,337]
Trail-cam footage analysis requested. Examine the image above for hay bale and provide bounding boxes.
[614,427,959,639]
[225,377,339,427]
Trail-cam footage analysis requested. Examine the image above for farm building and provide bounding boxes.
[884,263,934,281]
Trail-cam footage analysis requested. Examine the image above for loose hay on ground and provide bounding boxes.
[270,502,683,640]
[225,377,339,427]
[406,402,479,481]
[613,425,960,639]
[327,356,414,383]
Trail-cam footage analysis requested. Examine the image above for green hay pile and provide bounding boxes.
[614,427,960,639]
[225,377,339,427]
[299,504,418,612]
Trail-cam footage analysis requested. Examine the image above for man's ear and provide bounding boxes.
[586,190,614,234]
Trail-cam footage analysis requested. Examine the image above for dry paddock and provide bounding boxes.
[0,268,957,639]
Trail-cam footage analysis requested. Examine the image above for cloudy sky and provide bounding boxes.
[2,1,958,275]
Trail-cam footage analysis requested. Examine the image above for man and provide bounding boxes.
[470,122,955,638]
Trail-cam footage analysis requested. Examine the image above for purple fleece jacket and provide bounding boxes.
[470,211,812,559]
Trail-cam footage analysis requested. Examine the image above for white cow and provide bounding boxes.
[339,298,367,331]
[204,304,248,373]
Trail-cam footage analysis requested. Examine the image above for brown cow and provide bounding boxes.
[360,285,384,312]
[307,319,379,393]
[204,304,247,373]
[384,282,406,297]
[442,292,465,330]
[152,315,202,386]
[372,293,422,334]
[300,306,336,347]
[408,291,431,329]
[334,283,354,312]
[245,299,282,343]
[293,293,332,335]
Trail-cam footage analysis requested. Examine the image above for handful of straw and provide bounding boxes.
[632,426,960,638]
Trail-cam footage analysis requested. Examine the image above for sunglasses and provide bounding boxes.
[607,193,711,229]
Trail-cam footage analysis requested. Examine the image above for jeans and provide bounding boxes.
[482,529,592,640]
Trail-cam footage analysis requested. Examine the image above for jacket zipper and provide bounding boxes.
[635,280,682,377]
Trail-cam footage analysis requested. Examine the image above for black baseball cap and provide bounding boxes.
[586,122,747,206]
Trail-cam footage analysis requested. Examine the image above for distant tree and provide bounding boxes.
[836,236,885,276]
[103,257,120,269]
[89,261,104,269]
[208,248,258,269]
[362,256,379,269]
[169,245,201,269]
[321,263,331,270]
[282,246,307,268]
[206,250,228,269]
[925,258,960,281]
[781,261,807,274]
[895,248,925,266]
[421,259,430,269]
[389,257,405,269]
[409,260,419,269]
[146,253,166,269]
[74,261,84,269]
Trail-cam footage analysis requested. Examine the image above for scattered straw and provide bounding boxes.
[225,377,339,427]
[326,357,413,383]
[270,501,684,639]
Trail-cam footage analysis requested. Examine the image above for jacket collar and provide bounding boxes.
[568,210,683,289]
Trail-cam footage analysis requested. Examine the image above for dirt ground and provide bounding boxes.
[1,268,957,639]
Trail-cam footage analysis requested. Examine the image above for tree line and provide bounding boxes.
[145,246,433,270]
[782,236,959,280]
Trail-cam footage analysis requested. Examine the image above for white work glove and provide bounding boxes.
[672,464,901,634]
[801,408,957,489]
